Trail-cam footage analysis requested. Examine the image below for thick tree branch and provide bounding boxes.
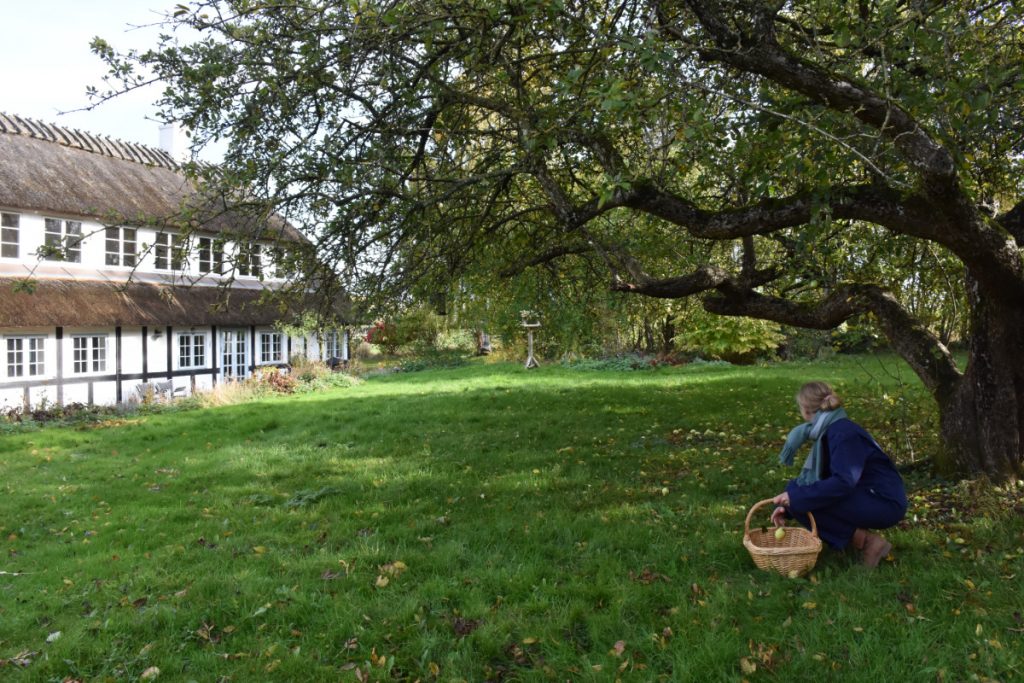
[498,243,593,277]
[703,285,961,397]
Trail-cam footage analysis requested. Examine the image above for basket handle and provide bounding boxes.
[744,498,818,538]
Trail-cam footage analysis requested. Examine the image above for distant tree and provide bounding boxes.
[94,1,1024,481]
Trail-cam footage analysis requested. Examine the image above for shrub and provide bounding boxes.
[366,320,402,354]
[290,357,332,383]
[252,367,299,394]
[673,308,784,364]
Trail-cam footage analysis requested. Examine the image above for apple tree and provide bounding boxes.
[94,0,1024,480]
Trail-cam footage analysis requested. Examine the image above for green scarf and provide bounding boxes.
[778,408,848,486]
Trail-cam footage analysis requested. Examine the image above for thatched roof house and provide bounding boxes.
[1,114,348,409]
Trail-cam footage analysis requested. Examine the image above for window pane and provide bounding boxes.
[194,336,205,365]
[106,227,120,265]
[171,235,184,270]
[7,338,23,377]
[199,238,211,273]
[124,230,136,263]
[44,219,62,260]
[155,233,168,270]
[73,337,87,373]
[66,222,82,263]
[28,338,45,375]
[179,335,190,368]
[1,219,17,259]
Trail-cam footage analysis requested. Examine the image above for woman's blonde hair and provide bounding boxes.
[796,381,842,414]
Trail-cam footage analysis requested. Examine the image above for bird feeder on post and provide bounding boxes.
[520,315,541,369]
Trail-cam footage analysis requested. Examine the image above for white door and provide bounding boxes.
[221,329,248,380]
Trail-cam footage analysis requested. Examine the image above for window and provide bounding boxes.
[260,332,283,363]
[72,335,106,374]
[198,237,224,274]
[6,336,45,377]
[324,331,341,359]
[221,329,248,379]
[105,227,137,267]
[43,218,82,262]
[1,212,18,258]
[178,332,206,368]
[238,243,262,277]
[155,233,185,271]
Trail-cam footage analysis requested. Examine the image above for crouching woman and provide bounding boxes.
[771,381,908,567]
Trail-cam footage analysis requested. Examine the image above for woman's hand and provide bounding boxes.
[770,491,790,528]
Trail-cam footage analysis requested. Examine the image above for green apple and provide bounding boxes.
[774,527,786,541]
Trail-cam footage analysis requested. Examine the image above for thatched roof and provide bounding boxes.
[0,278,310,327]
[0,113,303,242]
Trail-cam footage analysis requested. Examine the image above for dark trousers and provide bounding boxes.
[790,488,907,550]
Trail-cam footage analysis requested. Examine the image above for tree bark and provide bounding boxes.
[933,275,1024,480]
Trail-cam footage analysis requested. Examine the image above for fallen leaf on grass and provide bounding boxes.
[740,657,757,675]
[380,561,408,577]
[46,631,61,643]
[630,568,671,584]
[451,617,482,637]
[140,666,160,680]
[0,650,38,667]
[611,640,626,657]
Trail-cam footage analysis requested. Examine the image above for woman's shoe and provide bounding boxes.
[860,532,893,568]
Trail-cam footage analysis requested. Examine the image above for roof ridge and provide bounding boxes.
[0,111,179,171]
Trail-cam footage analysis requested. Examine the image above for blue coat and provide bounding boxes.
[785,418,907,515]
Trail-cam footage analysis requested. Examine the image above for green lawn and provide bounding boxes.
[1,356,1021,682]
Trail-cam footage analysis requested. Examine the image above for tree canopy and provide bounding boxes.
[94,0,1024,480]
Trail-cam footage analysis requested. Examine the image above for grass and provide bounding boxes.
[1,355,1021,682]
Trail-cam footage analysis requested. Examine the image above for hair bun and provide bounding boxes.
[822,394,841,410]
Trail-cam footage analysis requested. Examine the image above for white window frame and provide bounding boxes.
[72,335,107,375]
[238,243,263,278]
[155,233,185,271]
[198,237,224,275]
[105,226,138,267]
[1,212,19,259]
[5,335,46,378]
[259,331,284,364]
[177,332,206,369]
[324,330,341,359]
[221,329,248,380]
[43,218,82,263]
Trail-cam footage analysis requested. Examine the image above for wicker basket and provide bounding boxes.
[743,498,823,577]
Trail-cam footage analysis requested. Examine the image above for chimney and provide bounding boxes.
[158,122,188,162]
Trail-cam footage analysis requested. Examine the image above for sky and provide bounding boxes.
[0,0,221,159]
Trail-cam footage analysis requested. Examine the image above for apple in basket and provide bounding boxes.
[775,527,786,541]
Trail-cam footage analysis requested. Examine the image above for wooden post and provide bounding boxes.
[522,322,541,369]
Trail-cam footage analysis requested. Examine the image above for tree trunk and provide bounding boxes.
[933,279,1024,482]
[660,316,675,356]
